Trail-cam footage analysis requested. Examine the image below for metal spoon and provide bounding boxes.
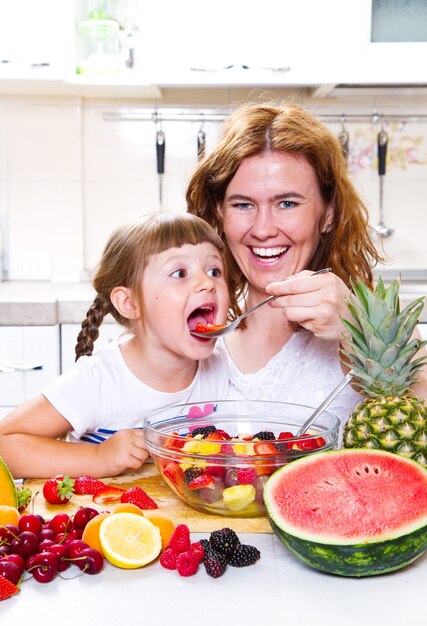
[190,267,331,339]
[295,370,355,436]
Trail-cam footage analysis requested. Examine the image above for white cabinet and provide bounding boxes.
[0,1,67,88]
[60,322,122,374]
[0,326,60,414]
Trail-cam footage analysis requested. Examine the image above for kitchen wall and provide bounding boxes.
[0,88,426,282]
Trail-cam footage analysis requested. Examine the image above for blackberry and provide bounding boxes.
[227,544,261,567]
[191,425,218,438]
[183,466,205,485]
[203,547,227,578]
[209,528,240,558]
[252,431,276,441]
[199,538,211,550]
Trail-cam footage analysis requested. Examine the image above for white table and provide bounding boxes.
[3,532,425,626]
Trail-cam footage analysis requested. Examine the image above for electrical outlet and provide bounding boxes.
[8,251,52,280]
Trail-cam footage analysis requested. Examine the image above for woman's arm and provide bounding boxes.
[0,395,149,479]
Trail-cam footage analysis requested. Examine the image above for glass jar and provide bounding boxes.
[76,18,120,75]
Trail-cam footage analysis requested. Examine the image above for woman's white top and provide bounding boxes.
[219,331,361,423]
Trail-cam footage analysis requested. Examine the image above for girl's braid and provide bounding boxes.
[75,294,112,361]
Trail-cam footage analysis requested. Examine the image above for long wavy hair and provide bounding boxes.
[75,212,226,360]
[186,102,384,320]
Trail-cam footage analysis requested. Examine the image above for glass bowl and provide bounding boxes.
[144,400,340,518]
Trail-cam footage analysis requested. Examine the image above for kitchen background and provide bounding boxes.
[0,0,427,414]
[0,0,426,281]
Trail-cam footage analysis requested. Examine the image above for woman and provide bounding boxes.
[186,102,383,420]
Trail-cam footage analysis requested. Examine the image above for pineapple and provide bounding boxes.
[342,278,427,467]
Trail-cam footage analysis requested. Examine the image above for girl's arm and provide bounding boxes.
[0,395,149,479]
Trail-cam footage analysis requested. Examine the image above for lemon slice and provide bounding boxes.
[99,512,162,569]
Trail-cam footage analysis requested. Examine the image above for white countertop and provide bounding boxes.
[3,531,426,626]
[0,280,426,325]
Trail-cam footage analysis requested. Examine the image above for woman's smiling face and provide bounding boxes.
[218,151,333,294]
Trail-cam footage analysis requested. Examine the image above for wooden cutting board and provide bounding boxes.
[25,464,272,534]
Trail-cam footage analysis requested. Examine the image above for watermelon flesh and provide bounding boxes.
[264,449,427,576]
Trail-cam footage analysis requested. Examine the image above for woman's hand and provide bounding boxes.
[95,429,150,476]
[265,270,350,341]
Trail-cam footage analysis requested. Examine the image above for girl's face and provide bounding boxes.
[140,242,229,359]
[218,151,333,296]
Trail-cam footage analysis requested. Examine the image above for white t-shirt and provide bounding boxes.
[221,331,362,423]
[43,337,229,443]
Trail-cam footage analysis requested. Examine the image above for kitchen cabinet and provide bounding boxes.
[60,321,122,373]
[0,1,68,93]
[0,326,60,417]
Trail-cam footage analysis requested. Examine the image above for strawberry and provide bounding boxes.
[187,474,215,490]
[204,431,227,441]
[74,476,107,495]
[253,442,277,456]
[166,524,191,554]
[120,487,158,510]
[293,435,321,451]
[0,574,19,601]
[205,465,226,478]
[42,475,75,504]
[16,485,33,512]
[176,550,199,577]
[163,462,185,488]
[278,431,294,440]
[92,486,124,503]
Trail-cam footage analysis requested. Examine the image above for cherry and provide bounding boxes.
[0,559,22,585]
[49,513,71,534]
[50,543,70,572]
[73,507,99,530]
[1,553,25,570]
[55,532,74,547]
[69,527,83,540]
[27,551,58,584]
[0,524,19,543]
[0,545,11,557]
[75,548,104,575]
[18,514,43,535]
[10,530,40,558]
[68,540,88,559]
[39,527,56,542]
[39,539,56,552]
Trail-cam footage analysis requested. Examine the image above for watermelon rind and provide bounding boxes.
[264,449,427,577]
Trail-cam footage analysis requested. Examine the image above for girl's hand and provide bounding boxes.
[95,429,149,476]
[266,270,350,341]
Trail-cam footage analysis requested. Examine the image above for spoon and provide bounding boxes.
[295,370,355,436]
[190,267,332,339]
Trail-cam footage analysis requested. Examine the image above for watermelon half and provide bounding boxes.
[263,448,427,577]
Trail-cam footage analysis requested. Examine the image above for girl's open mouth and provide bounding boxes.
[187,304,217,333]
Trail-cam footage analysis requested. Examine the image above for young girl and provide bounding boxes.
[0,212,230,479]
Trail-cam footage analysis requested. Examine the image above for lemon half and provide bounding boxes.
[99,512,162,569]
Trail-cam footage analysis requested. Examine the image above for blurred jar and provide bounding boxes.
[76,18,120,75]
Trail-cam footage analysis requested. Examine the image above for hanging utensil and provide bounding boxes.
[197,127,206,161]
[156,122,165,208]
[338,116,350,163]
[374,128,393,238]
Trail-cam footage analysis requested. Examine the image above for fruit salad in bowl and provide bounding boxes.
[144,400,340,517]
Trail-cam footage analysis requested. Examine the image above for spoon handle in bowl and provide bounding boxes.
[295,370,355,436]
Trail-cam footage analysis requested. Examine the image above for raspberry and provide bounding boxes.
[160,548,178,570]
[184,467,205,485]
[209,528,240,558]
[203,547,227,578]
[191,425,217,438]
[227,544,261,567]
[252,431,276,441]
[237,468,257,485]
[205,465,226,478]
[176,550,199,577]
[190,541,205,564]
[166,524,191,554]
